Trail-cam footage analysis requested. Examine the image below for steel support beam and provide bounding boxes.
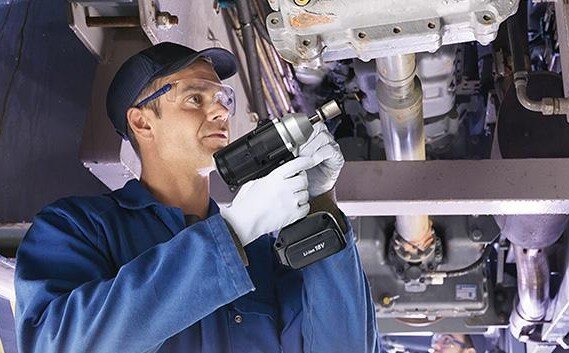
[212,159,569,216]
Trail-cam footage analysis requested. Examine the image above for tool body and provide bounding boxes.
[214,101,346,268]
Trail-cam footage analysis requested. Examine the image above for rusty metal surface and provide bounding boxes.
[267,0,520,63]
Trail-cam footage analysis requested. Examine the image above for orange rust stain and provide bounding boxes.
[289,12,333,29]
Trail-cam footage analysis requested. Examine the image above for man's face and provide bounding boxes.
[430,334,475,353]
[145,60,231,171]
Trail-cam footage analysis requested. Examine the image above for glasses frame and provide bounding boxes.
[134,79,235,117]
[431,334,470,350]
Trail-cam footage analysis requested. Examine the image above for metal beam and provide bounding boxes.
[212,159,569,216]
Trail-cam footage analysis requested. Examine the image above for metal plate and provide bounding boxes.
[354,215,507,334]
[267,0,519,62]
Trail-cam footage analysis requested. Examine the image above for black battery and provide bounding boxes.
[274,211,346,269]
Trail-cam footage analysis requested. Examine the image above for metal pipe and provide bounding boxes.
[376,54,431,248]
[260,39,293,112]
[509,244,551,340]
[507,0,569,118]
[255,36,288,116]
[85,16,140,28]
[514,71,569,116]
[514,245,549,321]
[236,0,269,121]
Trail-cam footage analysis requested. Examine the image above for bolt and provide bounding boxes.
[156,11,178,30]
[471,229,483,241]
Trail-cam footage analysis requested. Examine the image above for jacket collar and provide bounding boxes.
[110,178,220,216]
[110,179,161,210]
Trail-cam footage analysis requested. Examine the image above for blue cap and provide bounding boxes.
[106,42,237,139]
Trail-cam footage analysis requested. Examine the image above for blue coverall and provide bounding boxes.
[15,179,379,353]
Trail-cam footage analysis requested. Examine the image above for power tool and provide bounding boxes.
[214,101,346,269]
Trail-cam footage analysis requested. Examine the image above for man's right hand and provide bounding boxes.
[219,156,321,246]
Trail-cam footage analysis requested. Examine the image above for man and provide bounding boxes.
[431,334,477,353]
[14,42,379,353]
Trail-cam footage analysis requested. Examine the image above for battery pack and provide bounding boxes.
[274,212,346,269]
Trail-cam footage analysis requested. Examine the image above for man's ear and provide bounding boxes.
[126,107,153,141]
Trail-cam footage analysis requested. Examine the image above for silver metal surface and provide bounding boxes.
[377,54,429,246]
[542,234,569,345]
[376,54,415,87]
[354,46,456,119]
[416,46,457,119]
[328,159,569,216]
[280,113,313,153]
[376,56,425,161]
[495,215,569,249]
[266,0,519,63]
[509,246,549,340]
[515,71,569,119]
[317,100,342,122]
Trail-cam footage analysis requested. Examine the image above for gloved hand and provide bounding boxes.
[298,121,345,197]
[219,156,321,246]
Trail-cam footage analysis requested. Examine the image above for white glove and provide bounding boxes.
[298,122,345,197]
[219,156,321,246]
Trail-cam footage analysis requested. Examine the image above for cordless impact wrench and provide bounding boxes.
[214,101,346,269]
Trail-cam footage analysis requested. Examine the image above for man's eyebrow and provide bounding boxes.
[177,82,220,94]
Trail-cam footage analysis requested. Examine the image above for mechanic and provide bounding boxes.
[14,42,379,353]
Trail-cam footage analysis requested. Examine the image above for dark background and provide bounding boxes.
[0,0,108,223]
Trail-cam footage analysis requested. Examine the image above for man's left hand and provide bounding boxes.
[298,121,345,198]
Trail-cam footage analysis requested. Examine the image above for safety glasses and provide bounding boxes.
[135,78,236,118]
[430,334,470,350]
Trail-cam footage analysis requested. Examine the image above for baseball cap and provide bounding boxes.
[106,42,238,139]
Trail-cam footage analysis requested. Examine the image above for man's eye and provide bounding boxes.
[184,94,203,106]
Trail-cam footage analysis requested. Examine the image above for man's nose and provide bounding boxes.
[208,101,229,122]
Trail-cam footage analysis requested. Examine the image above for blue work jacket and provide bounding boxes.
[15,179,379,353]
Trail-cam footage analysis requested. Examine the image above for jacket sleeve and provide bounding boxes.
[275,214,380,353]
[15,204,254,353]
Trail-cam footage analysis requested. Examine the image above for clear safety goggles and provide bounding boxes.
[430,334,470,351]
[136,78,236,117]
